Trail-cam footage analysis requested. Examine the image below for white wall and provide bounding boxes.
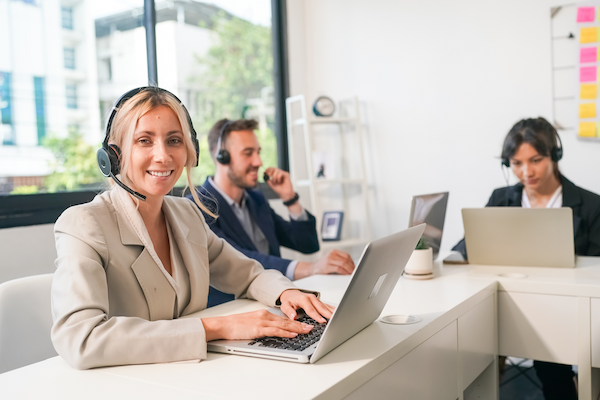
[287,0,600,251]
[0,224,56,284]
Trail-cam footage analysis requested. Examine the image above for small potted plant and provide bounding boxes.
[403,236,434,280]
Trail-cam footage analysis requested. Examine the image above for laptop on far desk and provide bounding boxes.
[462,208,575,268]
[408,191,449,259]
[207,224,426,364]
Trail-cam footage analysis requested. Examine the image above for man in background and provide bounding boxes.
[191,118,355,307]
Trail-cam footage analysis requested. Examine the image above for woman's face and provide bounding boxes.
[128,105,187,200]
[509,142,556,191]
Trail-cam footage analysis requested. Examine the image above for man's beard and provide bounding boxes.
[228,166,259,189]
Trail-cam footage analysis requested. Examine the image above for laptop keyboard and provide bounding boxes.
[247,315,328,352]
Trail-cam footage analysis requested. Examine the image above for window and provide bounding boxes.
[0,0,288,228]
[61,6,73,30]
[65,84,77,109]
[33,77,46,144]
[0,72,14,146]
[63,47,75,69]
[154,0,280,186]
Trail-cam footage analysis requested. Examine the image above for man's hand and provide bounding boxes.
[264,167,295,201]
[294,250,355,280]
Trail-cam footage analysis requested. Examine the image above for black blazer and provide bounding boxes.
[188,178,320,306]
[453,175,600,259]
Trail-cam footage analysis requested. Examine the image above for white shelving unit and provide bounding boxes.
[285,94,371,253]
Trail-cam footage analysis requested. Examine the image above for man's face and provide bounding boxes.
[225,130,262,189]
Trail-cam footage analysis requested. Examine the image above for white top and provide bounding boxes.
[522,185,563,209]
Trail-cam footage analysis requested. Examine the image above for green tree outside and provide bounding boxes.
[42,131,104,192]
[182,14,278,188]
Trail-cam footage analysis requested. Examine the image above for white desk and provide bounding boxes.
[4,255,600,399]
[442,255,600,400]
[0,272,498,400]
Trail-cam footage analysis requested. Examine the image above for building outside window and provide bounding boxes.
[0,0,285,231]
[33,77,46,144]
[0,72,14,146]
[66,84,77,109]
[63,47,75,69]
[61,6,73,30]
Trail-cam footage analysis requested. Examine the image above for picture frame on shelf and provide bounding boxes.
[321,211,344,241]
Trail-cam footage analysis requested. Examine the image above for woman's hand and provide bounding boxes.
[201,290,334,341]
[279,289,334,324]
[201,309,316,342]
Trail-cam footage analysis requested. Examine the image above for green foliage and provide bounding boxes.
[194,14,273,126]
[415,236,430,250]
[10,185,39,195]
[190,14,278,183]
[42,131,103,192]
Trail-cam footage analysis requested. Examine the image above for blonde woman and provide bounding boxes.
[51,87,332,369]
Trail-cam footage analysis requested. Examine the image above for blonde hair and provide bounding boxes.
[108,87,215,217]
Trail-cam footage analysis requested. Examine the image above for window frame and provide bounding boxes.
[0,0,289,229]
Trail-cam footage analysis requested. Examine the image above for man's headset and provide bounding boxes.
[96,86,199,201]
[215,119,233,165]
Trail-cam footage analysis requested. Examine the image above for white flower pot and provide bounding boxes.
[404,247,433,280]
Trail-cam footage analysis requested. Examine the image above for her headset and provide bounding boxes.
[215,119,233,165]
[96,86,199,201]
[500,119,563,168]
[499,118,563,199]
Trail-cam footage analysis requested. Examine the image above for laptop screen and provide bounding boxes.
[408,192,449,258]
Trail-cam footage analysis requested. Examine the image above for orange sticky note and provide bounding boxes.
[580,103,597,118]
[581,84,597,99]
[579,122,596,137]
[581,27,598,43]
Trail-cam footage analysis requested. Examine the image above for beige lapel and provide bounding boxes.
[111,187,177,321]
[162,197,209,314]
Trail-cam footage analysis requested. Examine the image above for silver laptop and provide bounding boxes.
[462,208,575,268]
[408,192,449,259]
[208,224,426,363]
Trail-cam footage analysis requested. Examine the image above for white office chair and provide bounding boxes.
[0,273,57,374]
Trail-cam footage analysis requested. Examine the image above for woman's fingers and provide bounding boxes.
[280,302,298,320]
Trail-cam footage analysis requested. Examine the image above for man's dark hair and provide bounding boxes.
[207,118,259,161]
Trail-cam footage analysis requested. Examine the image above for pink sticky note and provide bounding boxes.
[581,66,597,82]
[578,7,595,23]
[581,47,597,63]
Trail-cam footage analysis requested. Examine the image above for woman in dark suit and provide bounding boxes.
[454,117,600,400]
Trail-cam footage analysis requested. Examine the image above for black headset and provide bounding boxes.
[500,123,564,168]
[96,86,199,201]
[215,119,233,165]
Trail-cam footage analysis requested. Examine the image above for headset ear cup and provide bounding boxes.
[552,147,563,162]
[97,148,112,177]
[501,158,509,168]
[216,149,231,165]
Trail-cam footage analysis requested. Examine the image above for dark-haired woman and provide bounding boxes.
[454,117,600,400]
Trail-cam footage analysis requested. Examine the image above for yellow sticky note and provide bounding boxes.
[579,122,596,137]
[580,103,597,118]
[580,84,597,99]
[581,27,598,43]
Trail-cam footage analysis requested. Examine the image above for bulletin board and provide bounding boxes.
[576,3,600,139]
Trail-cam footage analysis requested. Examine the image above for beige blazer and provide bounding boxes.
[51,186,299,369]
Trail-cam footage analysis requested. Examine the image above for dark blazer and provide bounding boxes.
[453,175,600,259]
[188,178,320,306]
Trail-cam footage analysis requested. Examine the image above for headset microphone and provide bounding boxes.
[97,143,147,201]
